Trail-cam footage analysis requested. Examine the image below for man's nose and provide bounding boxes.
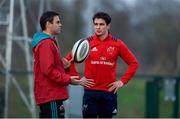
[96,24,100,28]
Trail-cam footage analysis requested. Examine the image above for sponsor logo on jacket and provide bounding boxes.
[91,60,114,66]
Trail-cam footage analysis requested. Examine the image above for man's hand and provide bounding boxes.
[70,76,95,88]
[61,57,71,69]
[70,76,80,85]
[108,80,124,93]
[79,77,95,88]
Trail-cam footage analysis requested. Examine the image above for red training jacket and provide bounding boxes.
[33,39,70,105]
[66,33,139,92]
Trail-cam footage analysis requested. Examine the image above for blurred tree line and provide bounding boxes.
[0,0,180,75]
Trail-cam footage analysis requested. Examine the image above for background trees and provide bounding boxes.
[0,0,180,75]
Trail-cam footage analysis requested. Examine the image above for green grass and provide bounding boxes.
[3,74,39,118]
[8,75,32,117]
[159,83,179,118]
[115,78,180,118]
[1,74,179,118]
[115,79,146,118]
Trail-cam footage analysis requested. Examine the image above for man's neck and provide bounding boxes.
[43,30,53,36]
[99,32,108,41]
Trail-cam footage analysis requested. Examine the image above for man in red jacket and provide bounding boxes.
[32,11,93,118]
[66,12,139,118]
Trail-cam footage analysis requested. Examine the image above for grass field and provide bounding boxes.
[0,75,179,118]
[116,78,180,118]
[116,79,145,118]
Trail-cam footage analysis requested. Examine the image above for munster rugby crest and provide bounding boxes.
[107,46,115,54]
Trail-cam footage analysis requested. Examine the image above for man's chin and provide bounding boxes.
[55,31,61,35]
[96,33,102,37]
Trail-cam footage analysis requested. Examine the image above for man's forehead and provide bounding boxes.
[53,16,60,21]
[94,18,106,23]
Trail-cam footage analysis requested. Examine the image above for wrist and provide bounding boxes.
[70,76,80,85]
[119,80,124,86]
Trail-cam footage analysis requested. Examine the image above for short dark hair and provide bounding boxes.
[92,12,111,25]
[40,11,59,30]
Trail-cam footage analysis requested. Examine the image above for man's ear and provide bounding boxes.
[46,21,51,28]
[107,24,111,30]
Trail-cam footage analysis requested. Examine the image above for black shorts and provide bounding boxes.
[82,89,117,118]
[39,100,65,118]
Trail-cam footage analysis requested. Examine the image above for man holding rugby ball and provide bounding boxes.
[66,12,139,118]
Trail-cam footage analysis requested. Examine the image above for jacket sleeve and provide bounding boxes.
[118,40,139,84]
[39,40,70,86]
[65,52,81,80]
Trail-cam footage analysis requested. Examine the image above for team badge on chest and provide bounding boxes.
[107,46,115,54]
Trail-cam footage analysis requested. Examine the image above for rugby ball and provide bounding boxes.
[72,39,90,63]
